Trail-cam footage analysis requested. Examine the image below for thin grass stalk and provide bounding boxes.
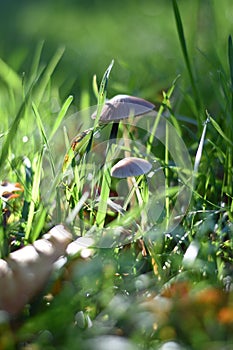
[21,157,33,221]
[165,119,170,229]
[29,41,45,86]
[0,200,8,258]
[86,60,114,154]
[228,35,233,115]
[24,149,43,242]
[95,158,112,228]
[147,78,178,154]
[94,61,115,227]
[192,117,209,196]
[49,95,74,141]
[74,160,86,233]
[227,36,233,205]
[95,140,122,227]
[32,102,62,224]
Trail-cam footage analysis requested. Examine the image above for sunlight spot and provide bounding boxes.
[183,241,199,266]
[81,248,92,259]
[147,171,154,178]
[158,341,182,350]
[94,130,101,139]
[22,135,29,143]
[87,172,93,181]
[23,156,31,168]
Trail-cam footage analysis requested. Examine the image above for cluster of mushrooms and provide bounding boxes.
[91,94,155,179]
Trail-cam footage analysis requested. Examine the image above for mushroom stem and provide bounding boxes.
[122,124,135,207]
[109,122,119,141]
[111,157,152,229]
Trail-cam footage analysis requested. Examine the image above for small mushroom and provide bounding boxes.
[111,157,152,238]
[111,157,152,178]
[91,94,155,140]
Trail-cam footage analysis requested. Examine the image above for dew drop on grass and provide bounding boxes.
[22,135,28,143]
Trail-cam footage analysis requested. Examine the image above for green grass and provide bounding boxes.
[0,1,233,349]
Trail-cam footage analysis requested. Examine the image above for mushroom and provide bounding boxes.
[92,94,155,123]
[111,157,152,178]
[91,94,155,140]
[111,157,152,254]
[111,157,152,208]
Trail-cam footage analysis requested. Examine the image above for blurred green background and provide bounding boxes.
[1,0,233,105]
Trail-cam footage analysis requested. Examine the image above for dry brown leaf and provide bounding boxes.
[0,225,72,315]
[0,181,23,201]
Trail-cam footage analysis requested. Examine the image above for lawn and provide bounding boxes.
[0,0,233,349]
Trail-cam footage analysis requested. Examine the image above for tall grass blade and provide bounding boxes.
[0,201,8,258]
[0,57,21,91]
[29,41,45,85]
[95,163,112,228]
[86,60,114,154]
[32,102,62,223]
[93,59,114,128]
[49,95,74,141]
[0,58,53,170]
[228,35,233,112]
[94,61,115,227]
[92,74,99,99]
[209,115,233,147]
[147,76,179,154]
[0,95,29,169]
[29,206,47,242]
[172,0,202,119]
[226,36,233,204]
[165,118,170,228]
[24,149,44,242]
[32,102,56,177]
[21,157,33,221]
[33,46,65,106]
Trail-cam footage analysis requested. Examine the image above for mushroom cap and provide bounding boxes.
[91,94,155,123]
[111,157,152,178]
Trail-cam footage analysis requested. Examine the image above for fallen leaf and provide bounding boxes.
[0,225,72,315]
